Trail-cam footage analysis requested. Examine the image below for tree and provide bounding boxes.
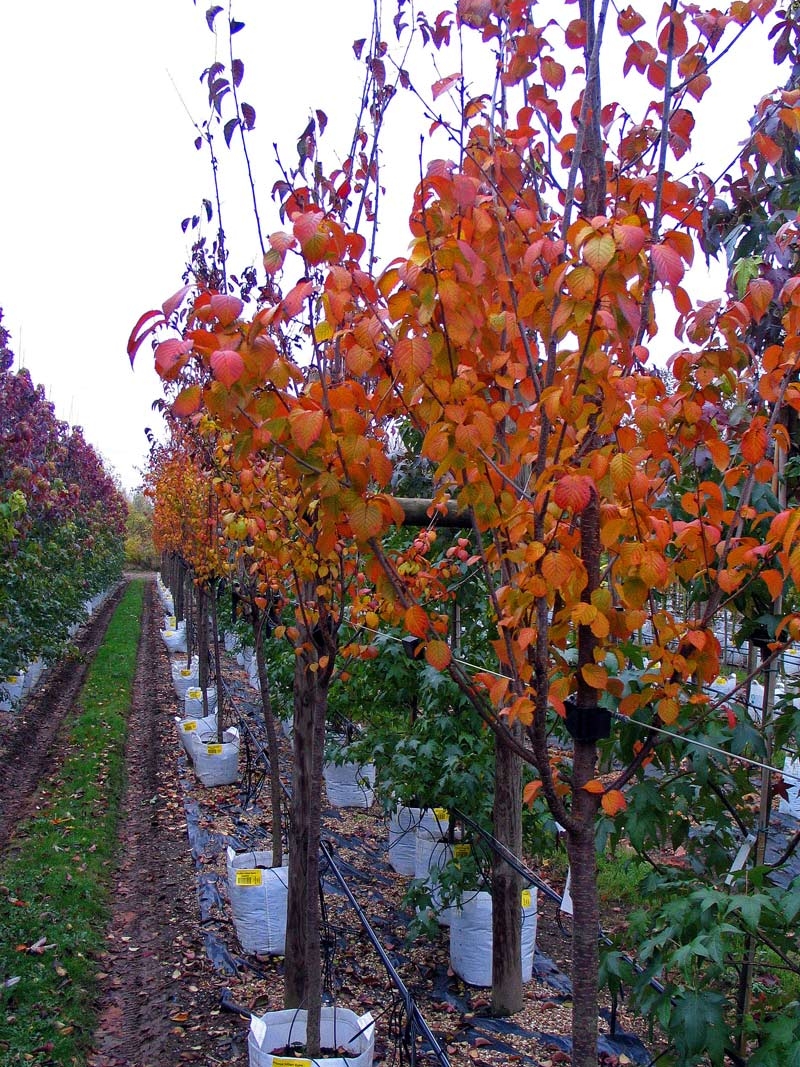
[132,1,800,1062]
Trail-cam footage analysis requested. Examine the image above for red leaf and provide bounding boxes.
[432,73,461,100]
[651,241,685,286]
[162,284,192,319]
[210,294,243,326]
[210,348,244,388]
[282,280,314,319]
[127,309,163,366]
[553,474,593,512]
[155,338,192,378]
[617,5,645,33]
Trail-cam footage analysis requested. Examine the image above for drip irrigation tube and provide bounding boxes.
[320,839,451,1067]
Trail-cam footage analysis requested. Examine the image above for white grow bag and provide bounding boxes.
[175,711,218,753]
[449,888,538,987]
[190,727,240,786]
[323,762,376,808]
[249,1007,375,1067]
[184,687,217,716]
[226,847,289,954]
[162,628,187,654]
[388,806,423,875]
[172,662,200,700]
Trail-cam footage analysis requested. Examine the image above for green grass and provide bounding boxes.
[0,580,144,1066]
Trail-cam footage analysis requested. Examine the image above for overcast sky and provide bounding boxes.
[0,2,784,493]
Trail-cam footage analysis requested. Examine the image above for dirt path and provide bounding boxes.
[88,579,247,1067]
[0,583,126,855]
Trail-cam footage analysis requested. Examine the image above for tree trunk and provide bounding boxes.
[209,580,225,743]
[567,739,601,1067]
[198,585,209,696]
[491,724,523,1015]
[252,605,284,866]
[285,647,313,1011]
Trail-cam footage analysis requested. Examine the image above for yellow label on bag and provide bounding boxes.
[182,721,197,732]
[453,843,471,859]
[272,1059,311,1067]
[181,669,191,677]
[235,869,263,887]
[206,743,223,755]
[6,676,19,684]
[433,807,448,820]
[521,890,532,908]
[187,688,201,698]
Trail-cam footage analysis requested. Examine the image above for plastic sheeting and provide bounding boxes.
[450,889,538,987]
[324,762,376,808]
[226,846,289,955]
[248,1007,375,1067]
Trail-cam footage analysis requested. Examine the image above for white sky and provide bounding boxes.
[0,2,785,493]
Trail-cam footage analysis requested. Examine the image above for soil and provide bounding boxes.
[0,578,655,1067]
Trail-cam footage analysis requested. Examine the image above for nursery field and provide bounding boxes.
[0,578,655,1067]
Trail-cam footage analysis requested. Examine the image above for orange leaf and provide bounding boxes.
[395,335,432,378]
[172,385,202,417]
[581,663,608,690]
[523,779,543,806]
[741,419,768,465]
[346,497,385,541]
[601,789,627,816]
[405,605,430,638]
[425,639,452,671]
[583,778,604,794]
[288,407,325,451]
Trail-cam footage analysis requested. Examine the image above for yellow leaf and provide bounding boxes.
[314,320,334,343]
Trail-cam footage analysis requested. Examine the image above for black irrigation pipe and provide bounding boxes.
[320,839,452,1067]
[452,807,667,1000]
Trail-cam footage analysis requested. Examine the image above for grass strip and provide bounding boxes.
[0,580,144,1066]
